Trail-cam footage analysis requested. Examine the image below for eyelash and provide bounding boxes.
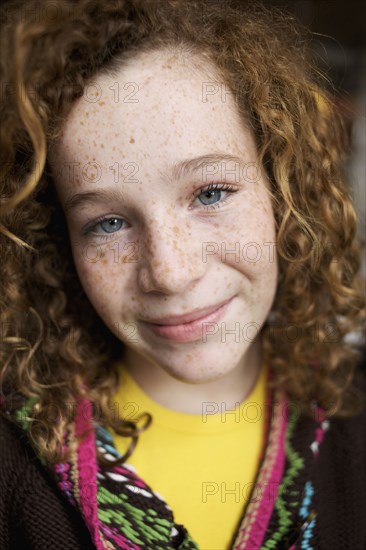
[83,182,238,240]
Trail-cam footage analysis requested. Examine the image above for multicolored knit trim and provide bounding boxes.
[259,399,330,549]
[53,395,199,550]
[260,403,304,549]
[232,363,287,549]
[95,424,199,549]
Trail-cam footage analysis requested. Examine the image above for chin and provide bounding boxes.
[166,366,231,385]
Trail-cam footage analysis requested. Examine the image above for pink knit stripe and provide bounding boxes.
[232,367,288,549]
[244,392,287,547]
[75,396,105,550]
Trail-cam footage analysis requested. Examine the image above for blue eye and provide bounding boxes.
[84,217,125,239]
[199,189,222,206]
[194,183,238,209]
[99,218,123,233]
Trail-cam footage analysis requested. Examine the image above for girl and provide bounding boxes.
[0,1,365,549]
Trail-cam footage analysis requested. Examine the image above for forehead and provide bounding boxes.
[50,49,257,183]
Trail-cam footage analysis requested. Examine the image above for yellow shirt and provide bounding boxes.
[111,361,268,550]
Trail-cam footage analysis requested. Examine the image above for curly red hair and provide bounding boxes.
[0,0,364,466]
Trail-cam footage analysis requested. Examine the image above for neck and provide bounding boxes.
[122,341,264,414]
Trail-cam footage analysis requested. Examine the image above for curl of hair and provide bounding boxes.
[0,0,365,466]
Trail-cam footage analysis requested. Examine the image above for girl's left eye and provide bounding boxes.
[192,182,238,210]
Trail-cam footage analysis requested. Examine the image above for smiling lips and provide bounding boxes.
[139,295,236,342]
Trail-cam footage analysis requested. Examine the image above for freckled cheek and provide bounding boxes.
[221,215,277,270]
[72,251,120,303]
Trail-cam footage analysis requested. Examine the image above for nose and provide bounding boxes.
[137,218,207,294]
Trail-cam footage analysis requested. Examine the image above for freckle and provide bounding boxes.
[130,137,135,144]
[98,101,106,106]
[93,273,102,283]
[172,226,180,236]
[80,121,84,126]
[101,144,104,148]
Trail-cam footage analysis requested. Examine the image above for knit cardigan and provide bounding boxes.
[0,363,365,550]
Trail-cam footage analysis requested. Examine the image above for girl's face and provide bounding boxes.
[49,49,279,384]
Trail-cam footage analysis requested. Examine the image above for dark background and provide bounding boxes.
[260,0,366,93]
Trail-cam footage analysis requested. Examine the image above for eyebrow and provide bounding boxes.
[64,188,125,213]
[168,152,246,181]
[64,152,246,213]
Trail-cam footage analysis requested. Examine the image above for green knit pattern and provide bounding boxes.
[261,408,304,547]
